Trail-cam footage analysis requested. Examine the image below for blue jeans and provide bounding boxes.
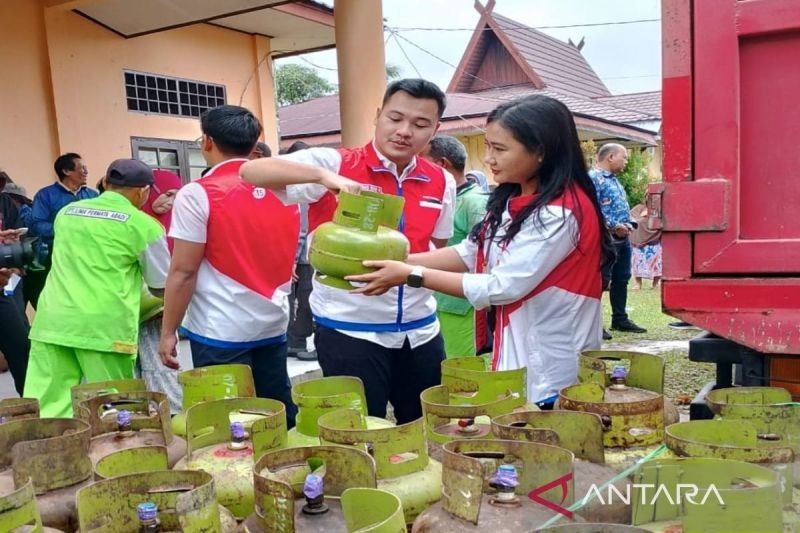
[602,238,632,324]
[190,340,297,428]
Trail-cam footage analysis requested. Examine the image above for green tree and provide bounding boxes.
[275,63,334,106]
[385,63,402,80]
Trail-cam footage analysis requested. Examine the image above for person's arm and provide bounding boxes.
[0,229,21,285]
[138,230,170,298]
[407,246,471,272]
[349,207,579,307]
[158,239,204,368]
[31,190,54,239]
[157,183,208,369]
[240,148,362,197]
[429,171,457,249]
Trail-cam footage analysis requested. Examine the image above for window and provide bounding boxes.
[124,70,226,118]
[131,138,207,184]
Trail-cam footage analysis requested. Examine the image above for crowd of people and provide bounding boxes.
[1,77,665,421]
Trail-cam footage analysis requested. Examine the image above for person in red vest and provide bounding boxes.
[157,105,355,427]
[241,79,456,424]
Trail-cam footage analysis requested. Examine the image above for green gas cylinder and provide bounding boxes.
[0,478,64,532]
[171,363,257,437]
[241,444,406,532]
[0,397,39,422]
[172,397,288,520]
[706,386,800,488]
[412,439,583,532]
[76,470,231,532]
[77,390,186,468]
[93,445,170,480]
[630,457,784,532]
[0,418,94,531]
[310,191,409,290]
[420,380,531,462]
[559,351,672,471]
[318,408,442,524]
[71,378,147,418]
[288,376,393,447]
[492,410,632,524]
[88,446,238,531]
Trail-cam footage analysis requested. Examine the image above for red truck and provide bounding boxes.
[656,0,800,416]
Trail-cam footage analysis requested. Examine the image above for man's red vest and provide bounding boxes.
[200,160,300,299]
[308,142,447,253]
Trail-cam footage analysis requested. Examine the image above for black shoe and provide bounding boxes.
[610,319,647,333]
[287,346,306,358]
[602,329,613,340]
[294,350,317,362]
[668,321,700,331]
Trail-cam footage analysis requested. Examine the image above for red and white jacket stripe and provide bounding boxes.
[454,185,603,402]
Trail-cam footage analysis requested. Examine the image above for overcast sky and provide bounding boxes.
[278,0,662,95]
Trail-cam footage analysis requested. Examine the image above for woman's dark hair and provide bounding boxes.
[470,94,613,265]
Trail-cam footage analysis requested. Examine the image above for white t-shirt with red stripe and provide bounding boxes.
[169,159,300,347]
[454,187,603,402]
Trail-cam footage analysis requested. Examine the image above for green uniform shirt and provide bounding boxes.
[30,191,169,354]
[436,182,488,315]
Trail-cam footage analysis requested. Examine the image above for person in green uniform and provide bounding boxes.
[422,136,488,357]
[24,159,170,417]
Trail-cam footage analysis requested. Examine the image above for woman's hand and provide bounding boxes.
[346,260,413,296]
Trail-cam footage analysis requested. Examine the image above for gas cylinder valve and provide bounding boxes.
[489,464,520,506]
[302,473,328,515]
[137,501,160,532]
[229,421,246,450]
[457,417,479,434]
[610,365,628,389]
[116,409,134,437]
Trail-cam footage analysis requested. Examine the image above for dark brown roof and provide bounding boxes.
[491,13,611,98]
[596,91,661,118]
[278,85,659,139]
[448,5,611,99]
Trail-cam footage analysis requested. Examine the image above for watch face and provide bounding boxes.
[407,274,423,288]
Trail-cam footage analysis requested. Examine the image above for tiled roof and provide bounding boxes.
[596,91,662,118]
[489,12,611,98]
[278,85,659,139]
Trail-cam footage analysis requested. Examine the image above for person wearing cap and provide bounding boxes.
[23,159,170,417]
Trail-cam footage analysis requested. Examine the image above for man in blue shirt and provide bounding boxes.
[589,143,647,337]
[27,153,98,308]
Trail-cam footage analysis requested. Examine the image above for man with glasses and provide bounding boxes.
[24,159,169,417]
[27,153,98,308]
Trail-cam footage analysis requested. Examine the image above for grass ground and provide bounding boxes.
[599,282,715,401]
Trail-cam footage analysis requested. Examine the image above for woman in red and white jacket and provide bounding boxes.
[348,94,613,406]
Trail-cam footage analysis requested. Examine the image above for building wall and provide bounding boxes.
[0,4,279,194]
[0,0,60,193]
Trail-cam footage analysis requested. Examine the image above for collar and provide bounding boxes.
[508,194,536,217]
[202,158,248,178]
[593,167,616,178]
[366,141,428,183]
[456,181,477,195]
[56,180,86,195]
[100,190,133,206]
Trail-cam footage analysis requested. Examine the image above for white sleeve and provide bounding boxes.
[169,182,209,243]
[277,147,342,205]
[432,170,457,240]
[462,206,579,310]
[453,237,479,273]
[139,235,170,289]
